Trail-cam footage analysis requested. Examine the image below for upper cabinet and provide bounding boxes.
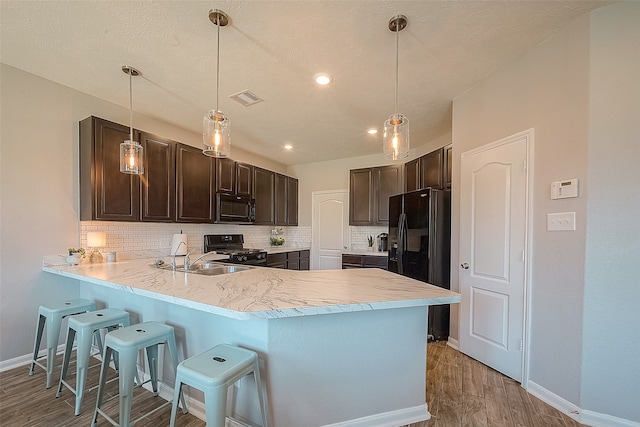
[175,143,215,223]
[403,144,452,191]
[139,132,176,222]
[235,162,253,197]
[349,165,402,226]
[79,116,299,226]
[275,173,288,225]
[215,157,235,193]
[275,174,299,226]
[286,176,299,226]
[80,116,140,221]
[443,144,452,189]
[404,158,420,192]
[253,167,275,225]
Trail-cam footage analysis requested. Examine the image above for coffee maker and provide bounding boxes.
[377,233,388,252]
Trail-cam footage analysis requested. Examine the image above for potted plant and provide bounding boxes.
[66,248,85,265]
[367,235,374,251]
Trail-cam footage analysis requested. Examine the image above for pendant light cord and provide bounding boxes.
[128,68,134,142]
[215,16,220,112]
[394,23,399,115]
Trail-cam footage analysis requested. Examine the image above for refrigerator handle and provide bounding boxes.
[398,212,407,275]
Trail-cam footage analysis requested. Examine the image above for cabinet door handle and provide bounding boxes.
[461,262,469,269]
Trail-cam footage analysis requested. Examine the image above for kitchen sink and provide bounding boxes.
[155,261,254,276]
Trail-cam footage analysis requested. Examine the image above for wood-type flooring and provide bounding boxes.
[0,341,588,426]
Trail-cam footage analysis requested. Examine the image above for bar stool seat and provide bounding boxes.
[56,308,132,415]
[91,321,185,427]
[29,298,96,388]
[170,344,269,427]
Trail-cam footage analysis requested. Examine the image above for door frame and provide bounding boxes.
[459,128,535,386]
[311,189,350,270]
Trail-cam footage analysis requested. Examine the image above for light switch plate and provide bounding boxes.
[547,212,576,231]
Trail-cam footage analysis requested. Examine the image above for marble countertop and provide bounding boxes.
[342,249,388,257]
[42,257,460,320]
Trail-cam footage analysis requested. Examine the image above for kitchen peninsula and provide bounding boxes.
[43,257,460,427]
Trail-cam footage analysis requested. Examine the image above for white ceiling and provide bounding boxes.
[1,1,610,166]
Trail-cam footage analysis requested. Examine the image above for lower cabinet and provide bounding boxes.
[341,254,388,270]
[267,250,310,270]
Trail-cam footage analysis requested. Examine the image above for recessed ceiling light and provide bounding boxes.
[367,129,378,135]
[314,73,332,86]
[284,144,293,150]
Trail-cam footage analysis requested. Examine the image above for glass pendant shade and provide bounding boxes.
[203,109,231,158]
[120,140,144,174]
[383,113,409,160]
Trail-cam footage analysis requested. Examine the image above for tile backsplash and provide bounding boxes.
[79,221,385,255]
[80,222,312,255]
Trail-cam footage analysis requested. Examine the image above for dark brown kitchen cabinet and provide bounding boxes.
[275,173,288,225]
[341,254,388,270]
[253,167,275,225]
[274,174,299,226]
[443,144,452,189]
[405,158,420,192]
[286,250,300,270]
[299,249,310,270]
[266,252,286,269]
[420,148,444,189]
[139,132,175,222]
[236,162,253,197]
[287,177,299,226]
[349,165,402,226]
[349,168,374,225]
[215,158,235,193]
[268,250,309,270]
[80,116,140,221]
[176,143,215,223]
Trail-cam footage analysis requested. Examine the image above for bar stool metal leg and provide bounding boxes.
[56,308,130,415]
[29,298,96,388]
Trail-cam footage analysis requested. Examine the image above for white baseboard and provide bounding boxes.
[322,404,429,427]
[0,343,68,372]
[527,381,640,427]
[446,337,459,350]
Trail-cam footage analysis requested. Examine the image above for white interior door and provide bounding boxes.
[459,130,531,381]
[312,190,349,270]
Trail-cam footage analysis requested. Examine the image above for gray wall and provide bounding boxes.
[582,3,640,422]
[452,2,639,422]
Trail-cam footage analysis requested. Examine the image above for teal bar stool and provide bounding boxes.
[56,308,132,415]
[169,344,269,427]
[91,321,185,427]
[29,298,96,388]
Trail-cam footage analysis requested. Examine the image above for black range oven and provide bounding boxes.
[204,234,267,266]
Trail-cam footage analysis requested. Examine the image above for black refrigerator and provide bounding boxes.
[388,188,451,341]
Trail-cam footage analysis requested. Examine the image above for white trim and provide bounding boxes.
[527,381,640,427]
[322,404,429,427]
[446,337,460,350]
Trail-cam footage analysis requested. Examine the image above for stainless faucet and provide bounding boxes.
[184,251,219,271]
[171,241,187,271]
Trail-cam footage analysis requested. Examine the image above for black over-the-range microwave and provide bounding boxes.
[215,193,255,223]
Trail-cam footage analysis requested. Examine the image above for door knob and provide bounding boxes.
[461,263,469,269]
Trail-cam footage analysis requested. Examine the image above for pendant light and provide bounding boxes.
[203,9,231,158]
[119,65,144,174]
[383,15,410,161]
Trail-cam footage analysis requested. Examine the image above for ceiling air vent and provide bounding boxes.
[229,90,264,107]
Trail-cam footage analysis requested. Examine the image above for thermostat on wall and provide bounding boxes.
[551,179,578,199]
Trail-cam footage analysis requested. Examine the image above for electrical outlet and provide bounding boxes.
[547,212,576,231]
